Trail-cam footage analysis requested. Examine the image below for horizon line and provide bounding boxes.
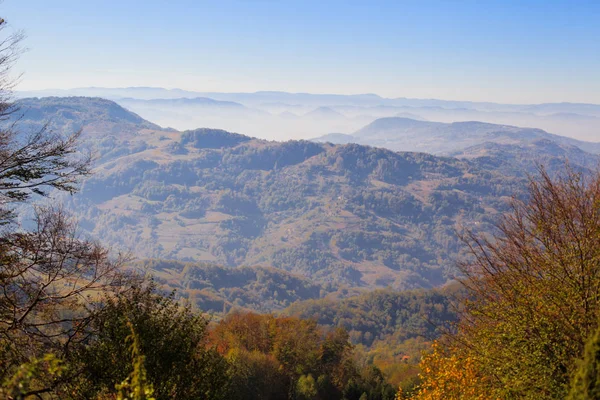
[15,86,600,108]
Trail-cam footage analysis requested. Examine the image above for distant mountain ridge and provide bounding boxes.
[16,87,600,142]
[119,97,245,108]
[17,87,600,115]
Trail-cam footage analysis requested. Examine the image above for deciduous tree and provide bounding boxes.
[415,166,600,399]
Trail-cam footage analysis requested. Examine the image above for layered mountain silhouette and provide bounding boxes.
[17,87,600,141]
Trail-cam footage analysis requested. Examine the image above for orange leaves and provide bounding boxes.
[208,311,392,399]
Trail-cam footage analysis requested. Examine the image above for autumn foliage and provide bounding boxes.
[406,341,492,400]
[211,312,396,400]
[411,166,600,399]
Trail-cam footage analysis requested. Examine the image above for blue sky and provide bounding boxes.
[3,0,600,103]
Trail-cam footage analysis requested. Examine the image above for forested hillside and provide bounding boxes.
[136,259,326,313]
[132,257,460,389]
[72,124,520,290]
[284,285,460,387]
[284,286,458,347]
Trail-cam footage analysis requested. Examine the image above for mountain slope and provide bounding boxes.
[11,97,165,164]
[15,96,161,134]
[15,97,597,292]
[312,117,600,155]
[63,124,525,290]
[450,139,600,175]
[135,259,324,313]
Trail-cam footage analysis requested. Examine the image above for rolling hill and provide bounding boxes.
[312,117,600,155]
[15,96,160,132]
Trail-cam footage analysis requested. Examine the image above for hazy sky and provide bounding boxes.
[3,0,600,104]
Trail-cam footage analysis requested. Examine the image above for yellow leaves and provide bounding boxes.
[395,386,406,400]
[0,353,65,399]
[409,341,493,400]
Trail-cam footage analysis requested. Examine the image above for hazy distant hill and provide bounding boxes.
[304,106,347,119]
[113,96,271,132]
[16,97,597,292]
[119,97,246,108]
[522,103,600,116]
[17,87,388,107]
[314,133,355,143]
[18,87,600,116]
[312,117,600,155]
[110,96,368,140]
